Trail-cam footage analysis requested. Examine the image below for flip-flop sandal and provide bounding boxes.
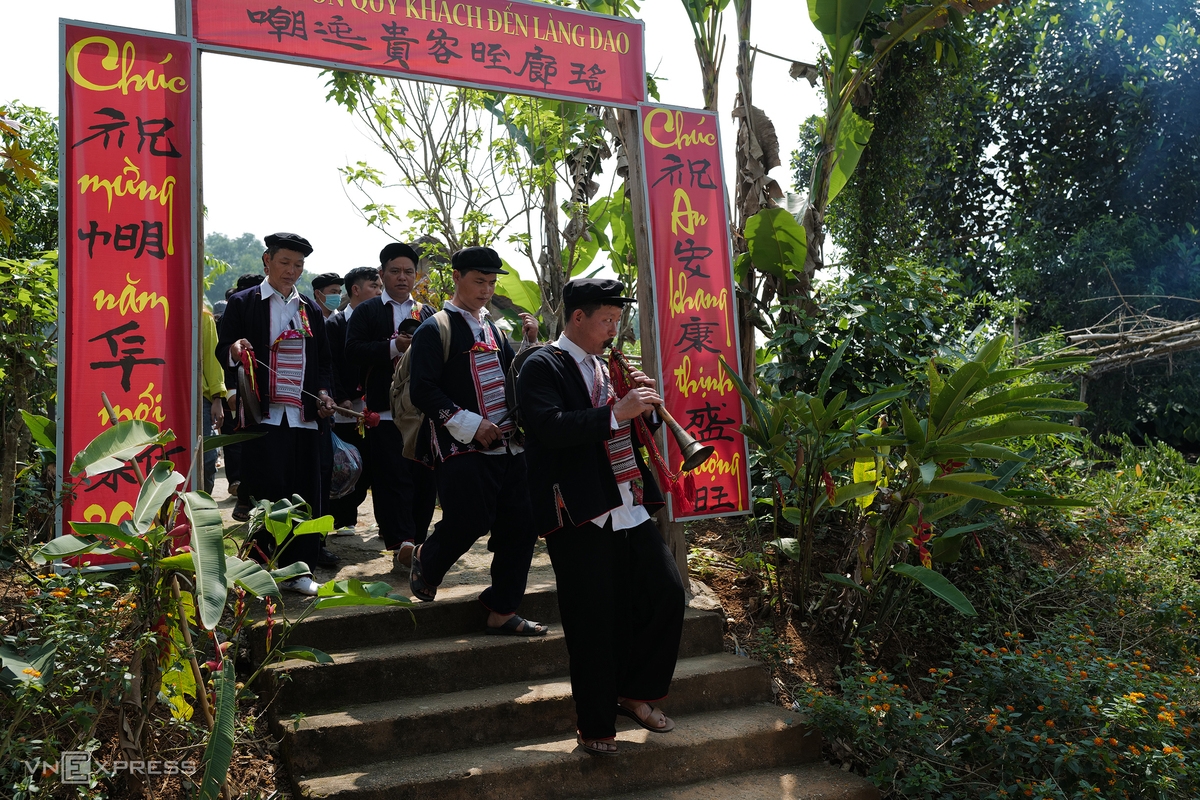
[576,734,618,757]
[409,545,437,602]
[616,703,676,733]
[486,614,548,636]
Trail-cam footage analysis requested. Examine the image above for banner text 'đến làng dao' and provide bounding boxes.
[193,0,645,108]
[61,24,194,551]
[639,103,750,521]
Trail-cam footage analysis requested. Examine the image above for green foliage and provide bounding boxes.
[767,262,1025,400]
[798,0,1200,447]
[204,231,264,305]
[805,477,1200,799]
[729,333,1088,648]
[0,571,130,799]
[0,102,57,259]
[19,419,412,795]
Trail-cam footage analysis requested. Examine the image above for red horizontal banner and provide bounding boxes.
[194,0,645,107]
[61,24,195,546]
[639,103,750,521]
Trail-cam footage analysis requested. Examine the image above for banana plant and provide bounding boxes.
[34,419,414,798]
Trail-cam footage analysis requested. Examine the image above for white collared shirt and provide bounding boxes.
[555,333,651,532]
[442,301,521,455]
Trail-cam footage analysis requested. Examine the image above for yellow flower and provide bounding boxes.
[22,668,41,678]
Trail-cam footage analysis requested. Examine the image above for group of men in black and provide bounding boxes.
[215,232,686,755]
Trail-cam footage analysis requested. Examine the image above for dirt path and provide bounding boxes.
[212,459,556,602]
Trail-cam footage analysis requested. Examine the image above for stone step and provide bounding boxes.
[281,652,772,773]
[579,764,881,800]
[248,583,562,663]
[267,607,725,715]
[294,704,821,800]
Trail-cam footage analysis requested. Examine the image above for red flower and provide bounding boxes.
[822,471,836,504]
[910,518,934,568]
[937,459,967,477]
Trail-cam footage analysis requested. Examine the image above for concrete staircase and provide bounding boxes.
[253,539,879,800]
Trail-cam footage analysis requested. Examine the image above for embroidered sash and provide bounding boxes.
[269,305,311,410]
[591,357,640,484]
[469,321,516,438]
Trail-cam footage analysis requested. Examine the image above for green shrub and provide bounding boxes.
[809,621,1199,799]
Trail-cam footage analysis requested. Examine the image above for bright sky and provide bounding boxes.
[7,0,822,279]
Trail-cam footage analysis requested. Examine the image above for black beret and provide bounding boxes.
[379,242,420,267]
[563,278,635,309]
[264,232,313,256]
[234,273,264,293]
[451,246,508,275]
[311,272,343,291]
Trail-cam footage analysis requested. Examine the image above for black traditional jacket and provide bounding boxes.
[344,296,437,413]
[408,310,515,466]
[215,285,333,423]
[516,344,664,536]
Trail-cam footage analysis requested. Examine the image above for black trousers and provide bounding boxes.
[318,417,332,519]
[364,423,438,549]
[238,416,322,570]
[420,451,536,614]
[546,517,685,740]
[328,421,370,529]
[220,408,242,486]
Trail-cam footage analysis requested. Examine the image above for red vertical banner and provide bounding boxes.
[60,23,194,538]
[639,103,750,520]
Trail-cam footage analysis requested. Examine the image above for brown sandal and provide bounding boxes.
[576,734,618,757]
[616,702,675,733]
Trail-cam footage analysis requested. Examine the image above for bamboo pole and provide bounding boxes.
[616,107,689,584]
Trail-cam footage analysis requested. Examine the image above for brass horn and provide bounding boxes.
[610,348,715,473]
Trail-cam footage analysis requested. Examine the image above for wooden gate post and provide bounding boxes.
[616,107,689,586]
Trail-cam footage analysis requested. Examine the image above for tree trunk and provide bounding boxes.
[0,355,30,535]
[541,181,565,341]
[731,0,759,389]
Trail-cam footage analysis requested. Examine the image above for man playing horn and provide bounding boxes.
[515,278,685,756]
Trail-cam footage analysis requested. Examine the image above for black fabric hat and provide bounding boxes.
[311,272,343,291]
[563,278,635,309]
[264,232,313,256]
[234,273,264,293]
[379,242,420,267]
[451,246,508,275]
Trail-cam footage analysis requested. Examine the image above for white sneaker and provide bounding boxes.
[279,576,320,596]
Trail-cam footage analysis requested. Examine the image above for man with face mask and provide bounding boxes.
[310,273,344,319]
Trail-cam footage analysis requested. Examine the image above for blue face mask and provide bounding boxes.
[322,291,342,311]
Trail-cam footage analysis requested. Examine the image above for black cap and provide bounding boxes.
[379,242,420,267]
[311,272,343,291]
[563,278,636,309]
[264,232,313,256]
[234,273,265,293]
[451,246,508,275]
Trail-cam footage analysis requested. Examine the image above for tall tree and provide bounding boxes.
[793,0,1200,443]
